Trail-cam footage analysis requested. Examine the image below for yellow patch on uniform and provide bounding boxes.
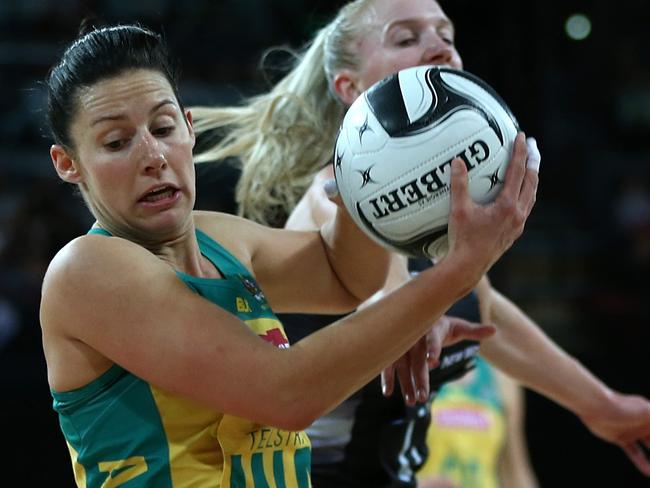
[98,456,148,487]
[236,297,252,312]
[66,442,88,488]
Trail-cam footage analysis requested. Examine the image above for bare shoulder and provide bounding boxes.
[42,234,162,293]
[41,234,177,390]
[41,234,171,329]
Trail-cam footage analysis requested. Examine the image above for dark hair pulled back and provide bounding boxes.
[46,24,181,149]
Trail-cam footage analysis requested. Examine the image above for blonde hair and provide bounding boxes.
[192,0,375,225]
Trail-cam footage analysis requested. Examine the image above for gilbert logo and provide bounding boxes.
[368,139,490,219]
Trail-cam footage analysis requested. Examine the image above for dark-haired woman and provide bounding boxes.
[40,24,536,487]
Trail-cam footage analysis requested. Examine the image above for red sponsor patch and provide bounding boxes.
[260,328,289,348]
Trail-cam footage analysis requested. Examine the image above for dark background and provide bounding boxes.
[1,0,648,486]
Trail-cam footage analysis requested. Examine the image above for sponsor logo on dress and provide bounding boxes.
[238,274,267,304]
[260,328,290,349]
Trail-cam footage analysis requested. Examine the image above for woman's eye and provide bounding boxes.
[105,139,125,150]
[153,126,175,137]
[439,30,455,45]
[391,28,418,47]
[397,38,417,47]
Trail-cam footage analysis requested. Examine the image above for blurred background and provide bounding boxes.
[0,0,648,485]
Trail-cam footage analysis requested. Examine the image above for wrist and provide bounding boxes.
[426,252,481,302]
[575,381,616,421]
[550,356,617,421]
[435,249,484,297]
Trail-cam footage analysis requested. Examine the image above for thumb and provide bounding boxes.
[323,179,340,199]
[323,178,345,207]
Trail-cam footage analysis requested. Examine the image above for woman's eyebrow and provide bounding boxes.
[90,99,176,127]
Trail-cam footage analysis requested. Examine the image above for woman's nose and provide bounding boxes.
[138,132,167,173]
[421,32,455,67]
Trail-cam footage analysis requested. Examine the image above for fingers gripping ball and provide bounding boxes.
[334,65,520,258]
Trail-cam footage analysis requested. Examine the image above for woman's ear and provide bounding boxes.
[333,69,363,107]
[184,109,196,148]
[50,145,82,183]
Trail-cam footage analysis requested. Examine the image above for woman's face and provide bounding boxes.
[342,0,463,103]
[54,69,196,241]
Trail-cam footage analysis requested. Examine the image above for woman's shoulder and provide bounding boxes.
[60,232,153,259]
[43,234,166,291]
[40,233,178,342]
[51,232,142,262]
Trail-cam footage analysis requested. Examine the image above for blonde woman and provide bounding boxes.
[192,0,650,486]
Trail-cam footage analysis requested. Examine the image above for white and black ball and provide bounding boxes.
[334,65,519,258]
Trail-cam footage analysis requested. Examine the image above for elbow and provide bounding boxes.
[349,282,382,305]
[334,293,366,314]
[350,256,392,304]
[318,283,374,314]
[338,265,391,307]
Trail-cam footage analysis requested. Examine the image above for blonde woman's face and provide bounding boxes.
[67,69,196,240]
[355,0,463,93]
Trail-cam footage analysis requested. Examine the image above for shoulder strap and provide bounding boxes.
[195,228,251,277]
[87,227,111,236]
[85,226,251,278]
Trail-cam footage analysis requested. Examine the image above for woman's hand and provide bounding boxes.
[381,315,495,405]
[579,389,650,476]
[445,132,539,285]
